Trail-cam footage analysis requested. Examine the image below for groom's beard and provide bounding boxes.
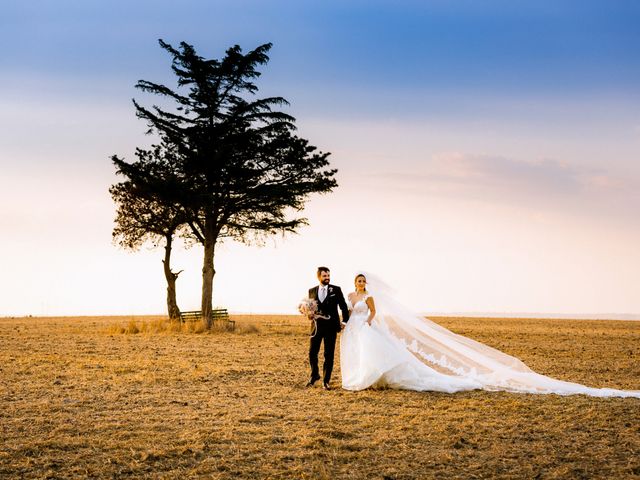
[321,279,330,285]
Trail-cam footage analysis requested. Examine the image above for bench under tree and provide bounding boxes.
[179,309,235,329]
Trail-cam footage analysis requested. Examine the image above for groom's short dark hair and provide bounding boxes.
[317,266,330,277]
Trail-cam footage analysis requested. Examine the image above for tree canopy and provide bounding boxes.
[111,40,338,326]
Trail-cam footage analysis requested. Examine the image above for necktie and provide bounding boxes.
[319,286,327,302]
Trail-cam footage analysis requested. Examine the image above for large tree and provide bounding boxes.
[121,40,337,327]
[110,142,189,319]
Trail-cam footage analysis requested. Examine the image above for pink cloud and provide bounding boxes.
[428,152,620,194]
[363,152,640,226]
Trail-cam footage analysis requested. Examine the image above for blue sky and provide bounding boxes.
[1,1,639,316]
[4,1,639,92]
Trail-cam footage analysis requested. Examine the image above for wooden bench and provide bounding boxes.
[179,309,235,329]
[179,310,203,322]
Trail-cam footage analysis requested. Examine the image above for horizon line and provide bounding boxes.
[2,311,640,321]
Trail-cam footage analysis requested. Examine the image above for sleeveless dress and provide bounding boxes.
[340,295,481,392]
[339,291,640,397]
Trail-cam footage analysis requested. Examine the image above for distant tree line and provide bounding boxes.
[110,40,337,328]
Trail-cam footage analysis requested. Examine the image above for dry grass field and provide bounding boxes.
[1,314,639,479]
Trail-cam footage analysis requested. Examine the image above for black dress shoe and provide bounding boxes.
[306,376,320,387]
[323,382,331,390]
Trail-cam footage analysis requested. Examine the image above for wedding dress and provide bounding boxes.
[339,273,640,398]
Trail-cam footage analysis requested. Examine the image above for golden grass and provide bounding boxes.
[0,314,638,479]
[105,317,253,335]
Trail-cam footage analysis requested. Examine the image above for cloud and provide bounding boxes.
[426,152,623,194]
[371,152,625,196]
[363,152,640,226]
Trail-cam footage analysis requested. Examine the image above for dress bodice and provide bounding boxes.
[349,294,370,316]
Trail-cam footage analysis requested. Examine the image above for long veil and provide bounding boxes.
[362,271,640,398]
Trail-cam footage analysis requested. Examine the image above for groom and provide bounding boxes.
[307,266,350,390]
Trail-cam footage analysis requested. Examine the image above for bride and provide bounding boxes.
[339,273,640,398]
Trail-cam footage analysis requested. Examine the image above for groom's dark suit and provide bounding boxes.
[308,284,350,384]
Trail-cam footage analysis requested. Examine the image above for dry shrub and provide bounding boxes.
[184,319,208,334]
[107,317,178,335]
[166,319,183,333]
[125,319,140,334]
[236,322,261,334]
[106,318,141,334]
[105,317,255,335]
[106,323,125,335]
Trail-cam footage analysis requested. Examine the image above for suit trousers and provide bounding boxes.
[309,322,338,384]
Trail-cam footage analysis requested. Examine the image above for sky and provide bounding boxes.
[1,0,639,317]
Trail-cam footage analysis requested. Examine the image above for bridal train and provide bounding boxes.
[339,274,640,399]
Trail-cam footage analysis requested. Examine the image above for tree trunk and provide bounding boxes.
[201,222,216,329]
[163,233,181,320]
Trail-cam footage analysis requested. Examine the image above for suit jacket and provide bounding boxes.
[309,284,350,333]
